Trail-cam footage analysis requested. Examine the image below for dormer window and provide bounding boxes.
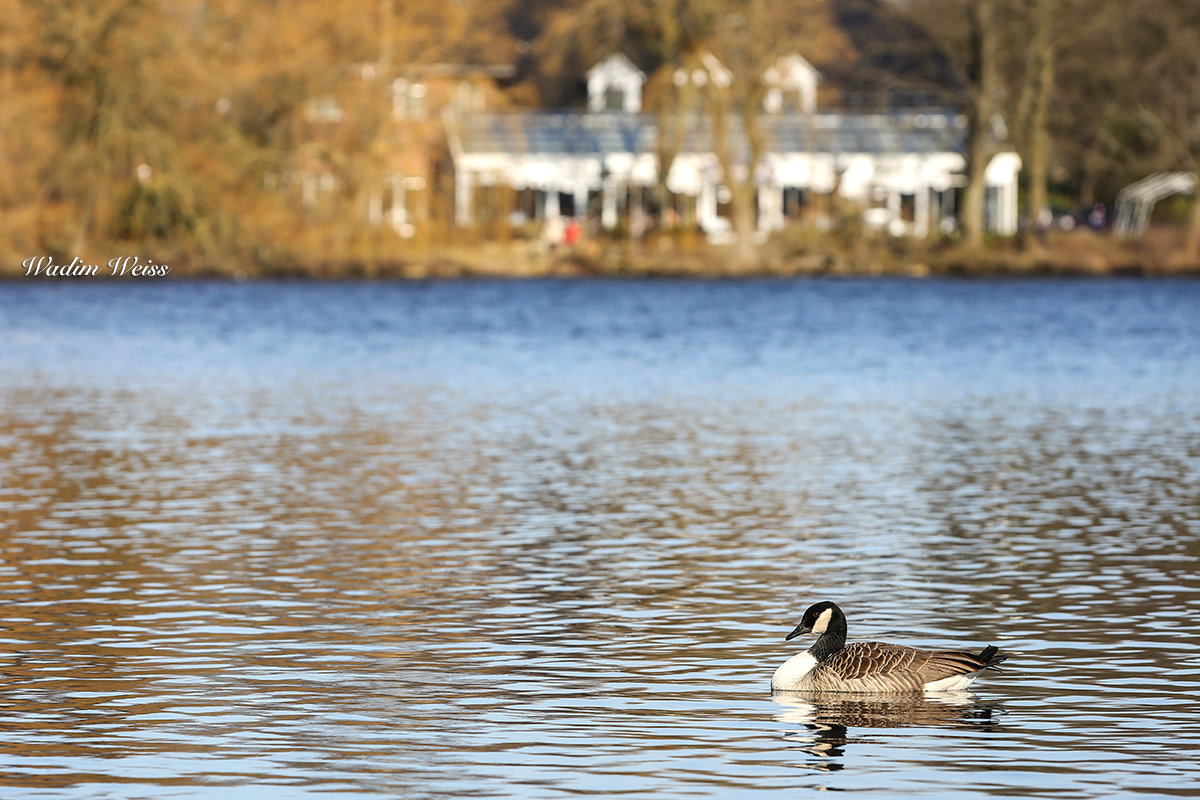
[587,53,644,113]
[763,54,818,114]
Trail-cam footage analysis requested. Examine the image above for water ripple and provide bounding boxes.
[1,280,1199,798]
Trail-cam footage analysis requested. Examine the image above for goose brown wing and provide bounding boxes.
[824,642,996,683]
[822,642,925,679]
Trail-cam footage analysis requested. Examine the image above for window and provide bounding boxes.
[393,79,427,120]
[309,97,343,122]
[604,87,625,112]
[455,82,485,112]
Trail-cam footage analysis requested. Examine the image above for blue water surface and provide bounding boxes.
[1,277,1198,799]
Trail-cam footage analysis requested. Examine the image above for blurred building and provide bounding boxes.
[446,52,1020,240]
[388,63,516,238]
[298,61,515,240]
[297,53,1020,242]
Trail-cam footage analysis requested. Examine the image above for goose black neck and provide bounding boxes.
[810,609,847,662]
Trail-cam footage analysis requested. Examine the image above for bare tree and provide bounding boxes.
[689,0,851,266]
[28,0,203,254]
[1012,0,1059,237]
[1125,0,1200,257]
[898,0,1007,246]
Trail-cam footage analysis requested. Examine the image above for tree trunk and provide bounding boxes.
[709,92,760,270]
[1026,0,1056,245]
[656,76,689,232]
[732,103,765,270]
[652,0,683,228]
[962,0,999,246]
[962,127,990,247]
[730,181,758,269]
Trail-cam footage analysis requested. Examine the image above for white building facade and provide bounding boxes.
[447,54,1021,238]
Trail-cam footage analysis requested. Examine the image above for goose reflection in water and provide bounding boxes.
[773,691,1000,770]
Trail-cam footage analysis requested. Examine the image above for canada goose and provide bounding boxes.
[772,601,1008,693]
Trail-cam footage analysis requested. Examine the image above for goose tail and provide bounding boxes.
[977,645,1009,672]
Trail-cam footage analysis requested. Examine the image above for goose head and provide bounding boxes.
[785,600,843,641]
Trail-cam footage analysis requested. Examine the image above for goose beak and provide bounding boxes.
[785,623,812,641]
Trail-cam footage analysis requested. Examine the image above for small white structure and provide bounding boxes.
[764,53,819,114]
[588,53,645,113]
[1114,172,1197,237]
[984,151,1022,236]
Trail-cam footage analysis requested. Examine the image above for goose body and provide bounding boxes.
[772,601,1008,694]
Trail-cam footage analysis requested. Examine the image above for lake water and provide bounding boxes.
[1,278,1199,799]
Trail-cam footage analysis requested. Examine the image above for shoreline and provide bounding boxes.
[4,229,1199,281]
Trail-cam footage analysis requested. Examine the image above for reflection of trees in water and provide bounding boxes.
[774,691,1001,770]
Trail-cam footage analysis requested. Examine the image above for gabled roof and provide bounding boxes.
[587,53,645,80]
[673,51,733,90]
[766,53,820,85]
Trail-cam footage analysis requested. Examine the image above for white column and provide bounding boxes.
[887,190,901,233]
[574,183,588,220]
[602,181,618,229]
[389,176,407,232]
[455,168,472,227]
[914,183,930,238]
[1004,182,1019,235]
[698,181,716,231]
[758,184,784,231]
